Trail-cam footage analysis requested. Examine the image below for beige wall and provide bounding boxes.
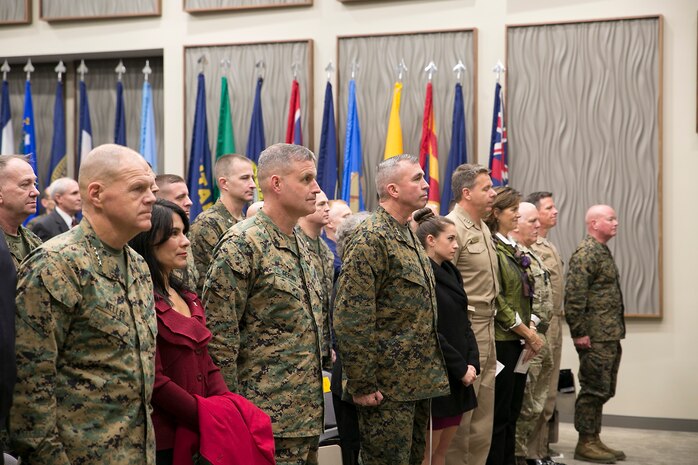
[1,0,696,420]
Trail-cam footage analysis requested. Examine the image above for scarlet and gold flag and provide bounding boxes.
[419,82,439,211]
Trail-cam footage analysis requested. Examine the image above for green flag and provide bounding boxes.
[214,76,235,201]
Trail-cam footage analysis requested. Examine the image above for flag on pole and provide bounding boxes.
[22,79,38,224]
[341,79,364,212]
[139,80,157,172]
[383,81,403,160]
[187,73,213,221]
[114,80,127,146]
[285,79,302,145]
[489,81,508,187]
[441,82,467,215]
[419,82,440,211]
[317,81,338,199]
[77,80,93,167]
[0,78,13,155]
[47,80,67,185]
[213,76,235,201]
[246,77,266,200]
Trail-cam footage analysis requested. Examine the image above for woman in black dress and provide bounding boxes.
[414,207,480,465]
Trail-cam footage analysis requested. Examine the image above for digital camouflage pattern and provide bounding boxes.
[274,436,320,465]
[521,245,552,333]
[189,199,238,293]
[171,248,200,293]
[575,341,622,434]
[565,235,625,342]
[202,210,324,439]
[10,220,156,465]
[333,206,449,401]
[531,237,564,316]
[4,225,41,270]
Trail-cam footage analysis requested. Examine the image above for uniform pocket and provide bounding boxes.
[467,242,486,254]
[88,304,132,346]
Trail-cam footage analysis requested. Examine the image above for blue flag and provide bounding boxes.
[22,79,38,224]
[77,80,93,167]
[246,77,265,200]
[317,81,338,199]
[114,80,127,146]
[1,79,13,155]
[186,73,213,221]
[140,80,157,172]
[441,82,467,215]
[47,80,67,186]
[341,79,364,212]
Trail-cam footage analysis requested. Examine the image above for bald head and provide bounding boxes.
[585,204,618,244]
[519,202,538,221]
[510,202,540,246]
[79,144,151,199]
[585,205,613,225]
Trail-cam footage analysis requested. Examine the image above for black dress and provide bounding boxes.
[431,258,480,418]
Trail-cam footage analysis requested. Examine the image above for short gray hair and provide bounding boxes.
[375,154,419,201]
[257,143,316,184]
[336,212,370,258]
[451,164,489,201]
[49,177,78,199]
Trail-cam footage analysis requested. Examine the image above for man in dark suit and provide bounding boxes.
[30,177,81,242]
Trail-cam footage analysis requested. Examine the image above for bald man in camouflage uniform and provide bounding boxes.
[203,144,325,465]
[10,144,158,465]
[565,205,625,464]
[334,155,449,465]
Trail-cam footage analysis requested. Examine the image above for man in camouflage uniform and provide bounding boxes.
[203,144,325,465]
[334,154,449,465]
[511,203,556,465]
[10,144,158,465]
[565,205,625,464]
[526,192,565,464]
[298,190,333,366]
[0,155,42,269]
[190,154,255,293]
[154,174,199,291]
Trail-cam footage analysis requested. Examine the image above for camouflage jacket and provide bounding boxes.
[4,225,42,270]
[11,220,156,465]
[531,236,564,317]
[202,211,324,438]
[333,206,449,401]
[189,199,238,294]
[565,235,625,341]
[519,244,553,334]
[493,236,533,341]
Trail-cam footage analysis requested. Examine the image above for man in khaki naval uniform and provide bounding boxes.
[10,144,158,465]
[203,144,325,465]
[526,192,565,464]
[0,155,42,269]
[189,154,255,293]
[445,164,499,465]
[334,154,449,465]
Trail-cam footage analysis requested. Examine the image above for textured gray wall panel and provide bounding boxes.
[41,0,159,19]
[185,0,310,11]
[0,0,28,23]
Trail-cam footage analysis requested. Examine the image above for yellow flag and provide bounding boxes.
[383,81,404,160]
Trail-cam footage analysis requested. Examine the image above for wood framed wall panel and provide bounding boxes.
[0,0,30,25]
[184,0,311,14]
[337,29,477,212]
[506,16,663,318]
[183,40,313,174]
[40,0,161,22]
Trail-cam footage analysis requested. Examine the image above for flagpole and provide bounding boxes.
[114,60,127,147]
[1,61,14,155]
[115,60,126,82]
[1,60,9,82]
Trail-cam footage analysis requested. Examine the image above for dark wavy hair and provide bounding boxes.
[484,186,521,233]
[413,207,455,248]
[129,199,190,302]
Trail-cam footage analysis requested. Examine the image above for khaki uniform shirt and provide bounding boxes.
[334,206,449,401]
[11,220,156,465]
[4,225,42,270]
[531,236,564,317]
[446,203,499,316]
[202,211,324,438]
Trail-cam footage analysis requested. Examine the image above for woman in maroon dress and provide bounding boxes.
[130,199,228,465]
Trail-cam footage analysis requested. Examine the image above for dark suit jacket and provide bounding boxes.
[431,258,480,418]
[29,209,70,242]
[0,229,17,430]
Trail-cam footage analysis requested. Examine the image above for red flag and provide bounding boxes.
[419,82,440,210]
[285,79,302,145]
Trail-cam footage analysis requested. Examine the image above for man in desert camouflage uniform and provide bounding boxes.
[203,143,325,465]
[334,154,449,465]
[0,155,42,269]
[511,203,555,465]
[565,205,625,464]
[298,190,333,367]
[190,154,255,293]
[10,144,158,465]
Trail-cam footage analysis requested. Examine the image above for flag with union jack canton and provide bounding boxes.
[489,82,508,187]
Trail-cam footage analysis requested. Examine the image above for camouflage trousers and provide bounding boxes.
[357,397,429,465]
[274,435,320,465]
[515,333,553,457]
[574,341,622,434]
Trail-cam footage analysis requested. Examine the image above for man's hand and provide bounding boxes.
[353,390,384,407]
[573,335,591,349]
[462,365,477,386]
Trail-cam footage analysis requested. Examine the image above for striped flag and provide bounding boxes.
[214,76,235,201]
[187,73,213,221]
[419,82,439,211]
[114,80,127,146]
[441,82,467,215]
[489,81,508,187]
[47,80,67,185]
[340,79,364,212]
[285,79,302,145]
[0,78,13,155]
[317,81,338,199]
[246,77,265,200]
[139,80,157,172]
[77,80,93,167]
[383,81,403,160]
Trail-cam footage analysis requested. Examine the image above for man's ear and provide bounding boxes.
[86,182,103,209]
[463,187,471,201]
[386,182,398,198]
[270,175,281,193]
